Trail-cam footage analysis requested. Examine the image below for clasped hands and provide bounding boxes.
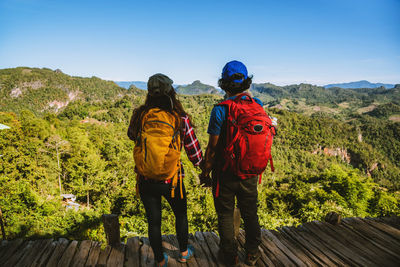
[198,161,212,188]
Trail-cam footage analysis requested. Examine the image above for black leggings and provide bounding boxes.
[139,179,188,262]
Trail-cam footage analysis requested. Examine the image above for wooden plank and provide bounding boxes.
[15,240,40,267]
[260,229,295,267]
[4,240,34,267]
[268,229,315,267]
[237,230,274,267]
[188,233,210,267]
[0,240,8,260]
[96,245,112,267]
[125,237,140,267]
[0,240,7,247]
[70,240,92,267]
[281,226,344,266]
[314,220,400,266]
[57,240,78,267]
[376,216,400,229]
[85,241,101,267]
[275,227,326,267]
[106,243,125,267]
[301,222,374,266]
[263,229,306,267]
[28,238,53,266]
[46,238,70,267]
[0,239,9,260]
[361,218,400,242]
[29,239,54,267]
[193,232,218,267]
[346,220,400,261]
[0,238,24,262]
[343,217,400,247]
[166,235,185,267]
[34,240,58,267]
[140,237,155,267]
[311,221,395,266]
[16,239,51,267]
[341,218,400,259]
[201,232,227,266]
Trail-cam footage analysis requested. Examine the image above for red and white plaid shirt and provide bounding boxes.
[181,115,203,168]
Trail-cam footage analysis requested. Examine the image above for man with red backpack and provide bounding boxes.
[200,60,275,266]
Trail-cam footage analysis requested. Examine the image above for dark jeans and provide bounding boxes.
[139,179,188,262]
[213,173,261,258]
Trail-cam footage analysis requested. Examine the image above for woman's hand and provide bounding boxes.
[199,172,212,188]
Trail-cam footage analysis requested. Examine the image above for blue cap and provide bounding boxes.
[221,60,248,83]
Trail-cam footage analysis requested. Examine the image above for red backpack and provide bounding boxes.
[218,93,276,181]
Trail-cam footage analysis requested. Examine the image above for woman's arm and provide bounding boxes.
[182,116,203,167]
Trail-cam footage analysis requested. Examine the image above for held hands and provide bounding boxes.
[198,160,212,188]
[199,172,212,188]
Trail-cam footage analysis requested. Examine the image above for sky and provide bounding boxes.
[0,0,399,86]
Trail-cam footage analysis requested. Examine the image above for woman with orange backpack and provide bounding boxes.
[128,73,203,267]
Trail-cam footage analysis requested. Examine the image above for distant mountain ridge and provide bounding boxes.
[115,81,181,90]
[324,80,395,89]
[175,80,222,95]
[115,81,147,90]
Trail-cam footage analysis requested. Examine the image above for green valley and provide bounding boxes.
[0,67,399,243]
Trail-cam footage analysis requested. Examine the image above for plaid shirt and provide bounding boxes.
[140,115,203,182]
[181,115,203,168]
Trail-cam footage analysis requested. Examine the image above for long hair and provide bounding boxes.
[127,90,190,142]
[218,73,253,95]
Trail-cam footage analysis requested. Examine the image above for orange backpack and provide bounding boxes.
[134,108,183,197]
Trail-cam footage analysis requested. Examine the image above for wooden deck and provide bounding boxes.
[0,216,399,266]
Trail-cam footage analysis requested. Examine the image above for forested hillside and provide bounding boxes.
[0,67,399,243]
[0,67,127,114]
[251,83,400,120]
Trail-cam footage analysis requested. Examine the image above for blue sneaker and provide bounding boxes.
[158,252,168,267]
[178,245,194,263]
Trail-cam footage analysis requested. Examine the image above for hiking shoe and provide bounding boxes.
[218,250,240,267]
[157,252,168,267]
[177,245,194,263]
[245,251,261,266]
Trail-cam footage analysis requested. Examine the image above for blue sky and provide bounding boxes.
[0,0,399,86]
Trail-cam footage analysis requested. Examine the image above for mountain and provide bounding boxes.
[175,80,221,95]
[324,80,395,89]
[0,67,134,114]
[115,81,147,90]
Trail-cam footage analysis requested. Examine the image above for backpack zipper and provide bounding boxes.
[144,120,175,129]
[144,120,179,150]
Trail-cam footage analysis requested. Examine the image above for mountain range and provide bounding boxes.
[116,79,397,93]
[324,80,395,89]
[115,81,147,90]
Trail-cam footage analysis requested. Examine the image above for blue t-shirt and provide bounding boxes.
[207,96,263,135]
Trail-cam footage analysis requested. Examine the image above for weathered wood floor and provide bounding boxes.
[0,216,399,267]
